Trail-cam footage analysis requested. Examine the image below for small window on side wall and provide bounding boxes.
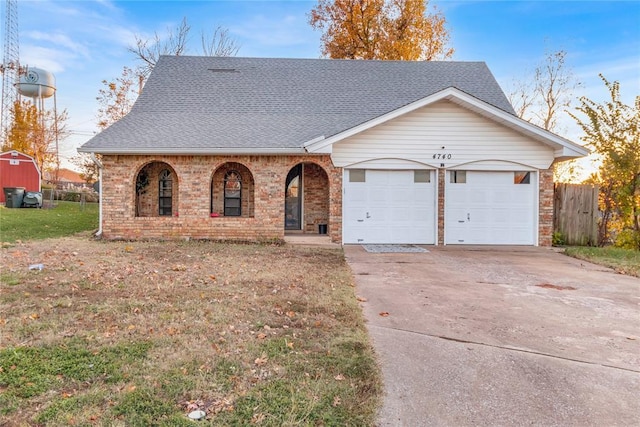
[514,172,531,184]
[349,169,366,183]
[414,170,430,183]
[450,170,466,184]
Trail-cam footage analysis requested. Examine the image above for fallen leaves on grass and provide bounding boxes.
[254,355,268,366]
[0,238,381,426]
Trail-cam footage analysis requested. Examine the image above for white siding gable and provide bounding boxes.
[331,100,556,170]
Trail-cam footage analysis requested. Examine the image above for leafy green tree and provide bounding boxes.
[570,75,640,249]
[308,0,453,60]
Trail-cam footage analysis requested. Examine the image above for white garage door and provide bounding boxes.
[343,169,436,244]
[445,171,536,245]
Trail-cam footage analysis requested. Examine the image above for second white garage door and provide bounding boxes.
[445,171,537,245]
[343,169,436,244]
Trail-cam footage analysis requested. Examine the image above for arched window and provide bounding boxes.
[224,171,242,216]
[159,169,173,216]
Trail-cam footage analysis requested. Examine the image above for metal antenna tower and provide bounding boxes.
[1,0,20,147]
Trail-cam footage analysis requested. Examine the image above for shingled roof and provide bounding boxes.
[79,56,516,155]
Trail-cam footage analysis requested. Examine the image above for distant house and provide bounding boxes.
[79,56,588,245]
[44,168,89,189]
[0,150,41,204]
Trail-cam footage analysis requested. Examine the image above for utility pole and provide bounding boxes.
[1,0,20,147]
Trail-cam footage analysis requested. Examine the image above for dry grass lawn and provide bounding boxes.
[0,237,381,426]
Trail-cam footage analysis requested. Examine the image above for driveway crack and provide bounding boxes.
[374,325,640,374]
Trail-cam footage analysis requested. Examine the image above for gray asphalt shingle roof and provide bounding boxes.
[79,56,516,154]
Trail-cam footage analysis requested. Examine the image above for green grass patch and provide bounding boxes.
[0,339,152,399]
[0,201,98,242]
[564,246,640,277]
[0,240,382,426]
[0,272,21,286]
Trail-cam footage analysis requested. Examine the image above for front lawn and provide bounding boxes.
[0,238,381,426]
[0,201,98,242]
[564,246,640,277]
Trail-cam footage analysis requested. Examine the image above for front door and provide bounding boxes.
[285,165,302,230]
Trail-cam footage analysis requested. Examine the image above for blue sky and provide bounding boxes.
[14,0,640,170]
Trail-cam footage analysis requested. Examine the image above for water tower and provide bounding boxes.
[17,66,55,109]
[17,66,60,177]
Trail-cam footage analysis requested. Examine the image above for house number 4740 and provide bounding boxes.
[432,153,452,160]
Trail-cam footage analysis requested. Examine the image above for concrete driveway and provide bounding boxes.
[345,245,640,426]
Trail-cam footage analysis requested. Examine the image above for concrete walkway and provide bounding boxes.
[284,233,340,248]
[345,245,640,426]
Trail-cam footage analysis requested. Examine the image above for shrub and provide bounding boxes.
[552,231,566,246]
[614,229,640,251]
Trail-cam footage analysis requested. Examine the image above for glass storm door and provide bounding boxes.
[285,165,302,230]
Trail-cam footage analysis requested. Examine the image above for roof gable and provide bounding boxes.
[305,87,589,159]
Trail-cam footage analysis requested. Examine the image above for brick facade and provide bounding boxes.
[302,163,330,233]
[100,154,341,243]
[100,155,551,246]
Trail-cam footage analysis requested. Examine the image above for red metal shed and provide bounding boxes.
[0,150,41,203]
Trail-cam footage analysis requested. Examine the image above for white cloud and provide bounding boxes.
[575,57,640,103]
[20,45,74,73]
[24,30,90,59]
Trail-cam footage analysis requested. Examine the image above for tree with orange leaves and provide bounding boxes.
[309,0,453,60]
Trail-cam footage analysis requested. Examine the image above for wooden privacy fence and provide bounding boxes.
[553,183,599,246]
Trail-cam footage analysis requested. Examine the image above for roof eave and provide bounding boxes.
[77,147,308,155]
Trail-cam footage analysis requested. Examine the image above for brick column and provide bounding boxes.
[538,168,554,246]
[437,169,445,245]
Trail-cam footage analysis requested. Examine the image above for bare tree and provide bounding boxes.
[507,76,535,119]
[201,26,241,56]
[509,49,580,134]
[532,50,579,132]
[128,17,191,78]
[507,49,582,183]
[96,66,139,130]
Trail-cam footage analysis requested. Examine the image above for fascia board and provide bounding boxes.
[77,147,308,155]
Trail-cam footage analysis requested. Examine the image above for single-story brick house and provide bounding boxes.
[79,56,587,245]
